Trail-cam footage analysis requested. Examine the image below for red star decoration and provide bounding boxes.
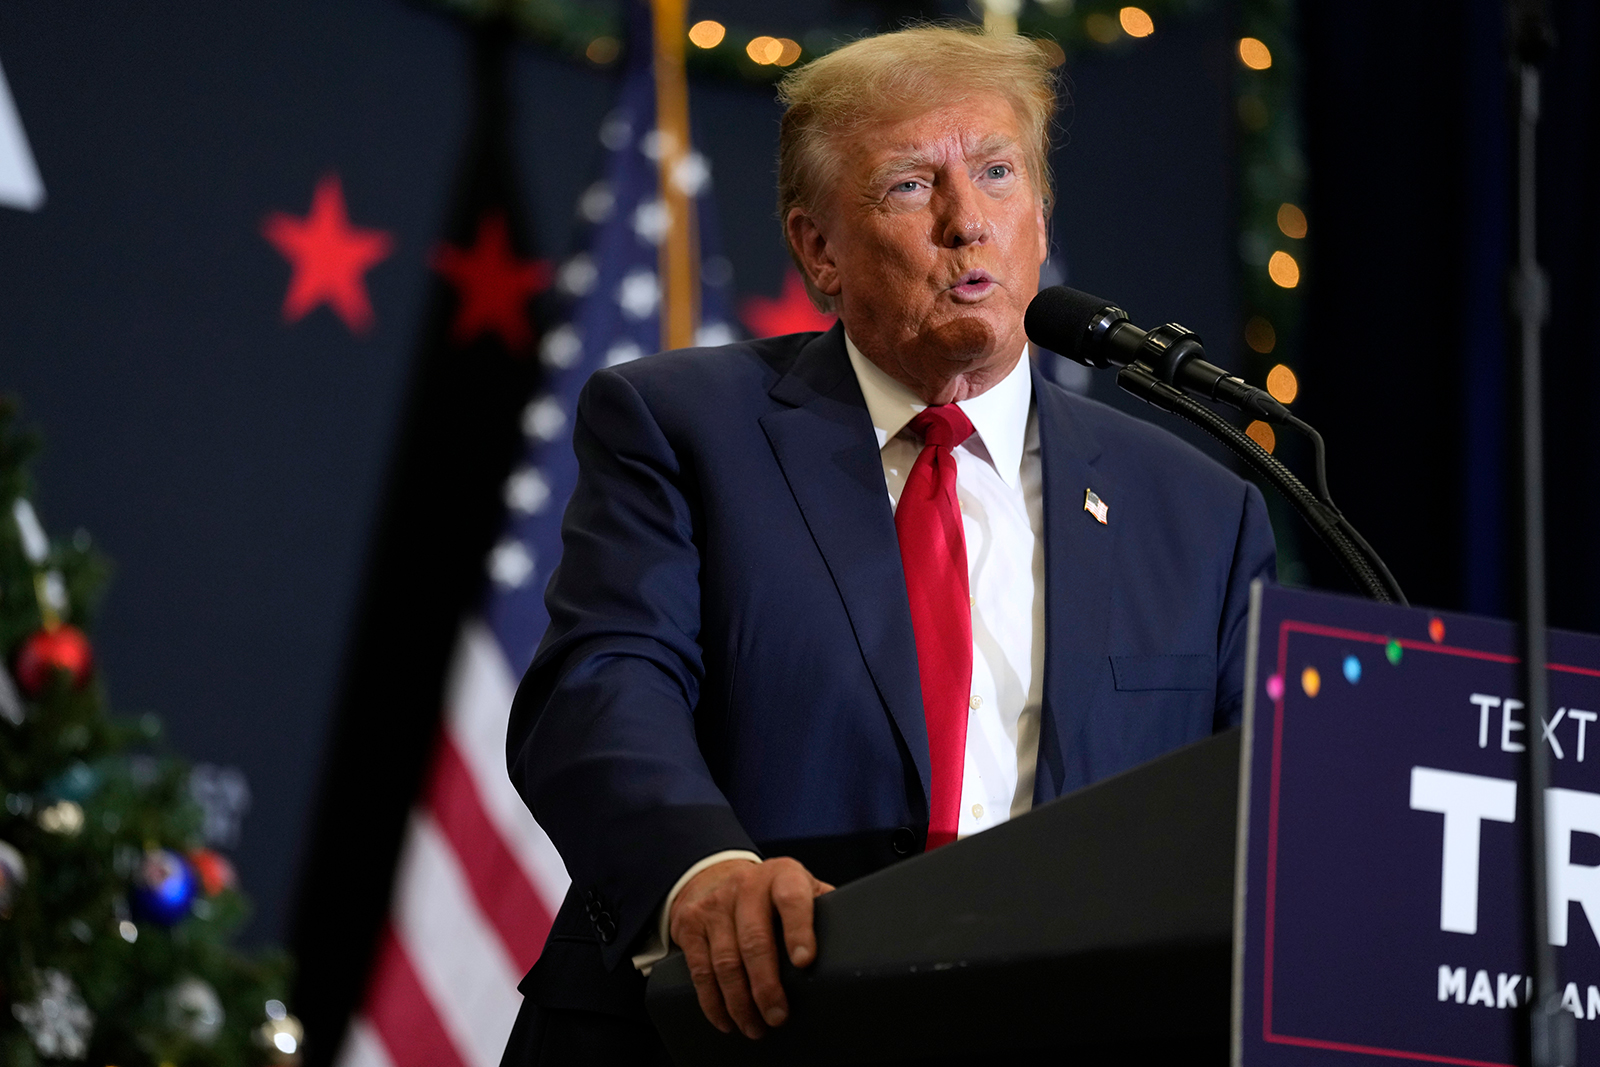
[431,213,553,351]
[739,269,837,338]
[261,174,394,335]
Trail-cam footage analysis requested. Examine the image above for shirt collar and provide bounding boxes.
[844,332,1034,489]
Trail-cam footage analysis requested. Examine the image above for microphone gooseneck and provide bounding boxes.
[1025,285,1406,606]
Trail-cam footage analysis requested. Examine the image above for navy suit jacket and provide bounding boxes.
[506,323,1276,1019]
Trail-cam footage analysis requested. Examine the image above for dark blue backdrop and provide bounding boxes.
[0,0,1242,951]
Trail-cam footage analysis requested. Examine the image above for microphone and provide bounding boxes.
[1025,285,1292,424]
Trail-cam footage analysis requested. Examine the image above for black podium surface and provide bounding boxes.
[646,728,1242,1065]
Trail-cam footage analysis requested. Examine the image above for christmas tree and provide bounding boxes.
[0,398,298,1065]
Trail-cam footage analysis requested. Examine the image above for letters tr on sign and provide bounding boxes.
[1235,584,1600,1067]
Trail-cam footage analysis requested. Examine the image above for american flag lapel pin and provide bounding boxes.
[1084,488,1109,525]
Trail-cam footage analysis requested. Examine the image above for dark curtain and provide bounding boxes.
[1297,0,1599,633]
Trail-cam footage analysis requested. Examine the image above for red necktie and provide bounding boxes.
[895,404,976,851]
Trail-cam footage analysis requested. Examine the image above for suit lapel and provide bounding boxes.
[1031,362,1113,804]
[760,326,932,815]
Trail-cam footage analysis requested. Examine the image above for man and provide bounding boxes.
[502,25,1276,1064]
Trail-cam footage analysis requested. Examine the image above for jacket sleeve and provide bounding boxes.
[1214,480,1278,730]
[506,366,758,971]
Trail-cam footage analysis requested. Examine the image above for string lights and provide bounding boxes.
[418,0,1309,503]
[422,0,1205,82]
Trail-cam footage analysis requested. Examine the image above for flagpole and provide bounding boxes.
[651,0,698,350]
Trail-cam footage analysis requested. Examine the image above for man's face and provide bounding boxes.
[788,92,1050,401]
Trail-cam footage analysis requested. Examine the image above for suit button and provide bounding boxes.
[891,827,916,856]
[583,888,597,904]
[596,916,617,944]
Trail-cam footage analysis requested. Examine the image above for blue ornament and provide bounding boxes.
[1342,654,1362,684]
[130,848,196,925]
[44,761,99,802]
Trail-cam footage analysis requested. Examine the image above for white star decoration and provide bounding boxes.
[505,467,552,515]
[0,59,44,212]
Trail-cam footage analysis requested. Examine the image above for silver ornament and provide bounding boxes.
[0,839,24,915]
[11,969,93,1060]
[0,660,22,726]
[167,976,224,1043]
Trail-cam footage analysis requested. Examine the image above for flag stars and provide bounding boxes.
[605,341,643,367]
[505,467,552,515]
[522,396,567,441]
[633,199,671,245]
[617,269,660,319]
[599,111,632,151]
[695,321,736,347]
[672,152,711,196]
[557,254,598,297]
[639,128,678,161]
[488,539,536,589]
[578,181,615,224]
[540,325,582,369]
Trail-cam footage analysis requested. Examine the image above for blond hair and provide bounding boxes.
[776,25,1061,309]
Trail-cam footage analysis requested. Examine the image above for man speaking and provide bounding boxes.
[502,24,1276,1064]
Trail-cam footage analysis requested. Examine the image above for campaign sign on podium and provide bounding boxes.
[1237,584,1600,1066]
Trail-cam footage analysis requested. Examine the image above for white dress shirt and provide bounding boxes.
[845,334,1045,837]
[632,337,1046,972]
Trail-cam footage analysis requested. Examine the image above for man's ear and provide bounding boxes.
[785,208,841,298]
[1034,200,1050,268]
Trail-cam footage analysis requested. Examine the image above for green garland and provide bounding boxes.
[422,0,1212,81]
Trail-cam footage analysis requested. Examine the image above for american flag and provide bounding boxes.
[334,4,734,1063]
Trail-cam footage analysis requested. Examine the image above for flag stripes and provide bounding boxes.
[423,735,553,975]
[335,1019,397,1067]
[339,627,567,1067]
[364,927,468,1067]
[334,3,735,1060]
[442,623,571,910]
[391,814,526,1066]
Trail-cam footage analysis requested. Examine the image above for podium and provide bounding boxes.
[646,728,1242,1064]
[648,585,1600,1066]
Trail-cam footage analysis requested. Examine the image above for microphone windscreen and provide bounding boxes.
[1024,285,1116,364]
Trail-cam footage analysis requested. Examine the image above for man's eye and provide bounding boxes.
[893,180,921,192]
[986,165,1011,180]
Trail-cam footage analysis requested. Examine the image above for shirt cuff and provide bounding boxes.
[630,849,764,975]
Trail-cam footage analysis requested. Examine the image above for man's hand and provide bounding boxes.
[668,856,834,1039]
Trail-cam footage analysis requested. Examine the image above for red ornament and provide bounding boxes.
[188,848,237,896]
[13,625,92,694]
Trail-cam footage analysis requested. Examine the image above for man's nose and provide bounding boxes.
[936,179,989,248]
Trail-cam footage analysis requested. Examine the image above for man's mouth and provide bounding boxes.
[948,270,996,301]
